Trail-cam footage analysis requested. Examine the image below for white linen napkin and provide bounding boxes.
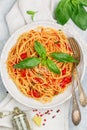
[0,0,70,130]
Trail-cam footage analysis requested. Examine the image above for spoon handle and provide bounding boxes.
[76,68,87,106]
[71,69,81,125]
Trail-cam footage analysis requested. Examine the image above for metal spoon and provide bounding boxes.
[71,66,81,125]
[69,37,87,107]
[68,37,81,125]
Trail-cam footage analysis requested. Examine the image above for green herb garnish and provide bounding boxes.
[34,41,46,59]
[46,59,60,74]
[51,52,78,63]
[14,41,77,74]
[54,0,87,30]
[26,10,37,21]
[14,57,41,69]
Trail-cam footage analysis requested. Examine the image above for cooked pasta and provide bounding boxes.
[6,27,73,103]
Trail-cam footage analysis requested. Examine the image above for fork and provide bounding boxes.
[68,37,87,107]
[68,37,82,125]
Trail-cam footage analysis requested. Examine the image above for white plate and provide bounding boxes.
[0,21,86,109]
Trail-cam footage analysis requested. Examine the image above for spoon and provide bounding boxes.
[69,37,87,107]
[71,66,81,125]
[68,37,81,125]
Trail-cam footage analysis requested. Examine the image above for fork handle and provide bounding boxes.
[76,68,87,107]
[71,70,81,125]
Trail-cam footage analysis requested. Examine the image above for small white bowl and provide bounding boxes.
[0,21,86,109]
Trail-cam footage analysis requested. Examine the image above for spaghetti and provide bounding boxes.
[6,27,73,103]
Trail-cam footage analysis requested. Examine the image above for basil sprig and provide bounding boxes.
[34,41,60,74]
[14,41,77,74]
[51,52,78,63]
[54,0,87,30]
[26,10,37,20]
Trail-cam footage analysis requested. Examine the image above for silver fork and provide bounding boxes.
[68,37,81,125]
[69,37,87,107]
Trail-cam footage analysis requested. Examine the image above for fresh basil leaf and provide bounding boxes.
[71,5,87,30]
[51,52,78,62]
[14,57,41,69]
[46,59,60,74]
[34,41,46,59]
[27,10,36,15]
[54,0,71,25]
[26,10,37,20]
